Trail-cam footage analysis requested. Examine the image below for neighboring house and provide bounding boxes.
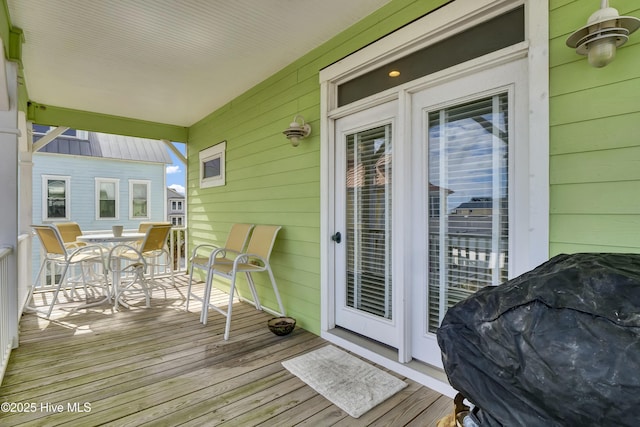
[1,0,639,396]
[31,125,172,279]
[167,187,185,226]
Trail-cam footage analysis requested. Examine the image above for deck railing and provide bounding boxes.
[17,233,32,314]
[168,226,187,273]
[0,245,14,384]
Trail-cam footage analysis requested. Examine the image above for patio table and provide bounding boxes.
[77,232,145,245]
[77,233,146,306]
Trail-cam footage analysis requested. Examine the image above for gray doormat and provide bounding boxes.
[282,345,407,418]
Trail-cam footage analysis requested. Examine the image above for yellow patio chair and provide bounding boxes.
[186,223,254,314]
[29,224,109,318]
[197,224,286,340]
[53,221,104,298]
[109,223,175,308]
[107,243,151,309]
[54,222,86,249]
[134,221,172,246]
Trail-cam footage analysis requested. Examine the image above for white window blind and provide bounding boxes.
[427,93,509,332]
[345,124,392,319]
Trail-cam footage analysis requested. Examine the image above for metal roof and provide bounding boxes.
[35,131,172,164]
[167,188,185,199]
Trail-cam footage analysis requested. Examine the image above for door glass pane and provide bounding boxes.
[427,93,509,332]
[345,124,392,319]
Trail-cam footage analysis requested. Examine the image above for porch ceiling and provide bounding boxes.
[6,0,390,127]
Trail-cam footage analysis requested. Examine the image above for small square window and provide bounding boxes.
[200,141,226,188]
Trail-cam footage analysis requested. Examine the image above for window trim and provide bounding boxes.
[199,141,226,188]
[42,175,71,221]
[129,179,151,220]
[169,215,184,226]
[95,178,119,220]
[170,200,184,212]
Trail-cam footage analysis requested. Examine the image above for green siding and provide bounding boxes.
[549,0,640,255]
[187,0,449,334]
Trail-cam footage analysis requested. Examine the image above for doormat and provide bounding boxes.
[281,345,407,418]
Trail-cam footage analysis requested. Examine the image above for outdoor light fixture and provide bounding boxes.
[283,115,311,147]
[566,0,640,68]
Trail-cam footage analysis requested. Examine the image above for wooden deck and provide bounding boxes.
[0,274,452,426]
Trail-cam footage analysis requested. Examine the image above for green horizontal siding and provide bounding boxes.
[549,0,640,256]
[187,0,449,334]
[550,214,640,250]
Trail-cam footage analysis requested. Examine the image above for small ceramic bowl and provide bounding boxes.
[267,316,296,336]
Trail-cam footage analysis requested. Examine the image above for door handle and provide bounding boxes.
[331,232,342,244]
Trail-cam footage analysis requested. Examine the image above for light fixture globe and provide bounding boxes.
[283,115,311,147]
[566,1,640,68]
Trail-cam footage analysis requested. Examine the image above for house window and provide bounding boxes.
[171,200,183,211]
[43,175,70,221]
[96,178,119,219]
[199,141,226,188]
[129,180,150,219]
[171,216,183,226]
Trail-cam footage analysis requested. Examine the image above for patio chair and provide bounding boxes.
[196,224,286,340]
[107,243,151,309]
[138,221,172,233]
[109,223,175,307]
[53,222,103,298]
[29,224,109,318]
[186,223,254,313]
[54,222,86,249]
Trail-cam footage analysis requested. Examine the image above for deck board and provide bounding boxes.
[0,274,452,426]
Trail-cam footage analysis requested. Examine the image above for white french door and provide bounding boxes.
[329,59,527,365]
[410,59,527,366]
[333,101,399,347]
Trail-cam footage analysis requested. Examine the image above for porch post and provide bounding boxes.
[0,58,20,350]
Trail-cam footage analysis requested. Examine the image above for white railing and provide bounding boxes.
[17,233,32,314]
[168,226,187,273]
[0,245,15,384]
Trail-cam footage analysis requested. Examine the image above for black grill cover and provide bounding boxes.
[437,253,640,426]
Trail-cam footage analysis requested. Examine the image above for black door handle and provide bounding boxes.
[331,232,342,244]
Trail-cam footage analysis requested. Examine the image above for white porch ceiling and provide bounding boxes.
[7,0,391,127]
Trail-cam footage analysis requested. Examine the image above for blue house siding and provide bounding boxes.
[31,153,168,282]
[32,153,167,230]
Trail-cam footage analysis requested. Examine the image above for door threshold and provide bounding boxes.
[322,327,456,398]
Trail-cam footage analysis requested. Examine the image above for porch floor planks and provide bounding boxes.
[0,274,451,426]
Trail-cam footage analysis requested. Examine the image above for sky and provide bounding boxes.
[166,142,186,195]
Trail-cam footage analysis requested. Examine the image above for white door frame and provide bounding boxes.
[319,0,548,395]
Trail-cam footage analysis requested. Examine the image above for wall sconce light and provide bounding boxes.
[566,0,640,68]
[283,115,311,147]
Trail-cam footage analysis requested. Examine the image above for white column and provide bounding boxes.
[0,59,20,347]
